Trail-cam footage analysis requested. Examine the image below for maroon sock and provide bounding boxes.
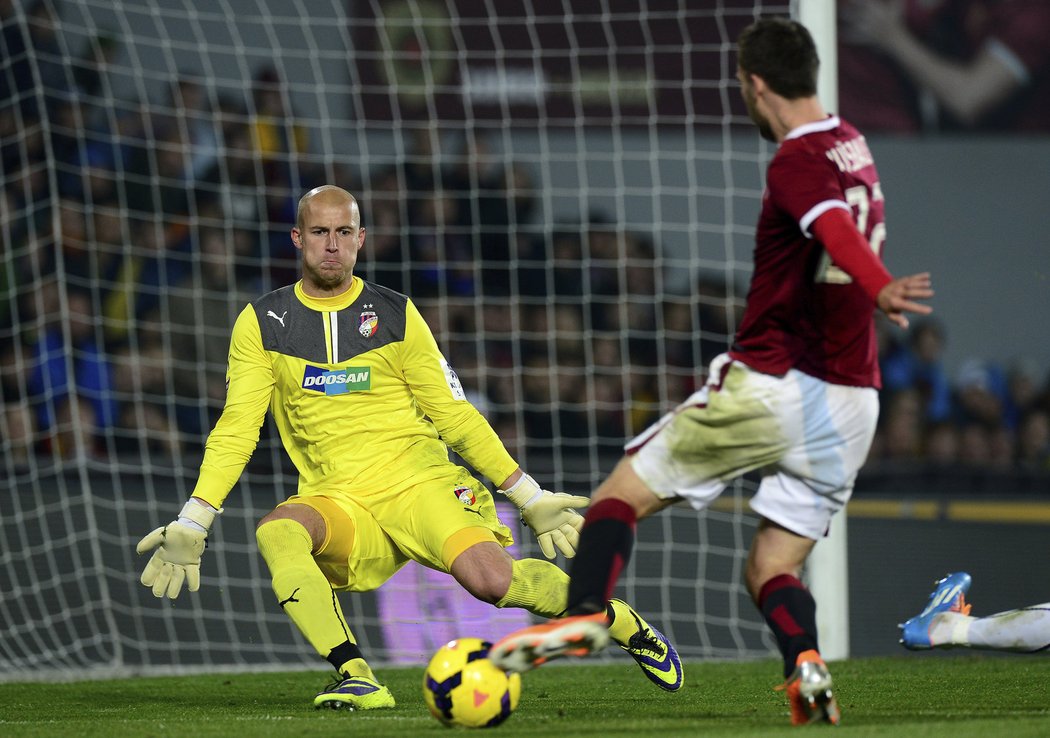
[566,498,637,615]
[758,574,820,677]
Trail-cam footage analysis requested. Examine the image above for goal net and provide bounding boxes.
[0,0,800,680]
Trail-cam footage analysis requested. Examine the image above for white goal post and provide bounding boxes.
[798,0,850,662]
[0,0,852,680]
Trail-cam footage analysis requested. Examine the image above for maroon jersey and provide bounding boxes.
[729,116,884,388]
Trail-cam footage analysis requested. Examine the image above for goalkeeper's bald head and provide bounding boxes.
[296,185,360,231]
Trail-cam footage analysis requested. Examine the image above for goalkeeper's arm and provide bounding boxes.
[136,498,221,599]
[135,304,269,599]
[499,470,589,559]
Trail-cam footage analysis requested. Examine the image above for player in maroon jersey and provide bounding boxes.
[491,17,934,725]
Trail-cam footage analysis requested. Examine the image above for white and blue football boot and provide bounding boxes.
[900,572,972,650]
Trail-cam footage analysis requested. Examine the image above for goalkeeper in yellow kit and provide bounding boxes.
[135,185,683,709]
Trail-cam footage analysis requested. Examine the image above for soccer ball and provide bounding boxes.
[423,638,522,728]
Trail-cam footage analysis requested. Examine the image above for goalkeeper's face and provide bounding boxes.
[293,193,366,296]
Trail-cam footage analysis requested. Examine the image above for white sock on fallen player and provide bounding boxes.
[930,604,1050,652]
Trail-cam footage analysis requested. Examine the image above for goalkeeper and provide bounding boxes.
[135,185,682,710]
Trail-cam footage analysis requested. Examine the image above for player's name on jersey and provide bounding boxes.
[825,135,874,174]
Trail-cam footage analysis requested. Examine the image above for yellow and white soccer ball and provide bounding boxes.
[422,638,522,728]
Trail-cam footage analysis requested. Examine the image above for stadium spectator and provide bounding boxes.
[399,126,442,203]
[1004,358,1042,430]
[491,18,934,725]
[3,128,50,241]
[988,423,1017,469]
[841,0,1050,132]
[197,118,273,291]
[0,0,21,107]
[357,169,408,292]
[1016,409,1050,469]
[953,358,1009,428]
[584,213,623,308]
[70,32,120,105]
[661,298,698,370]
[110,341,181,458]
[102,217,190,343]
[957,421,994,467]
[127,120,194,220]
[621,232,661,368]
[134,185,678,710]
[836,0,929,132]
[520,351,558,442]
[26,286,118,459]
[57,31,123,176]
[924,421,960,465]
[407,187,474,298]
[442,132,532,298]
[250,65,309,179]
[900,572,1050,652]
[880,318,953,424]
[694,276,740,377]
[48,91,93,193]
[4,0,70,121]
[878,388,925,461]
[162,223,254,435]
[166,77,221,180]
[1,341,34,467]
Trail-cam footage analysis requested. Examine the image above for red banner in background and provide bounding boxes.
[350,0,768,127]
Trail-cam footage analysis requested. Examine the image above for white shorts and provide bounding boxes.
[627,354,878,540]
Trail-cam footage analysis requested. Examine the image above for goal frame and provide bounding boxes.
[797,0,850,662]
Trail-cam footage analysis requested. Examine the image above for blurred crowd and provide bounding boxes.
[2,1,1048,476]
[2,2,311,464]
[871,320,1050,472]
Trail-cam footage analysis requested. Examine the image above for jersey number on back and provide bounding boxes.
[815,183,886,284]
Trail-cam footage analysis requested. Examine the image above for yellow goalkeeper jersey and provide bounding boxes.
[190,277,518,509]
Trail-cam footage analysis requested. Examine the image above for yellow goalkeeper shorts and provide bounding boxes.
[278,467,514,592]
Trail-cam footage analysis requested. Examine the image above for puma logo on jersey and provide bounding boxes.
[278,588,301,607]
[267,310,287,327]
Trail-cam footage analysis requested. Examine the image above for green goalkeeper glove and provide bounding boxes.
[502,474,589,559]
[136,499,220,599]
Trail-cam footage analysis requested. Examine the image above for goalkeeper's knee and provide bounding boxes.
[496,558,569,618]
[256,518,314,569]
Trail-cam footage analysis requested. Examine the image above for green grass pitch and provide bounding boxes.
[2,655,1049,736]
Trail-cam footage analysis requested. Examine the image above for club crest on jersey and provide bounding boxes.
[302,365,371,395]
[454,486,476,505]
[359,310,378,338]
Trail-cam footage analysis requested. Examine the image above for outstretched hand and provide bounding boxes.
[136,522,207,599]
[502,473,590,559]
[135,498,220,600]
[518,490,589,559]
[877,271,933,329]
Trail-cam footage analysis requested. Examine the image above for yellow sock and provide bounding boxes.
[495,558,569,618]
[606,598,642,645]
[337,657,374,679]
[256,518,375,680]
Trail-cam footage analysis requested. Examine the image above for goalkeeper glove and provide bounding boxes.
[502,474,589,559]
[136,499,220,599]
